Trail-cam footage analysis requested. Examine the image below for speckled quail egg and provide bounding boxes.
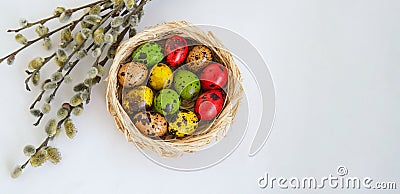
[132,42,164,67]
[118,62,148,88]
[122,86,153,115]
[173,69,201,100]
[185,45,213,72]
[153,89,180,115]
[132,111,168,137]
[148,63,173,90]
[168,110,199,137]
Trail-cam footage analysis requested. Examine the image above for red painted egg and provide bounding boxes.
[199,63,228,90]
[164,35,188,67]
[195,90,225,120]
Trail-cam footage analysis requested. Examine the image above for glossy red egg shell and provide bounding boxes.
[195,90,225,120]
[199,63,228,90]
[164,35,188,67]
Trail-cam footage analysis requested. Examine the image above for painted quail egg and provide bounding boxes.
[132,111,168,137]
[199,63,228,90]
[132,42,164,67]
[168,110,199,137]
[194,89,225,120]
[122,86,153,115]
[164,35,188,67]
[148,63,173,90]
[173,69,201,100]
[185,45,213,72]
[118,62,148,88]
[153,89,180,115]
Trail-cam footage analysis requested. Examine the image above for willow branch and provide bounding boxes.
[0,1,113,64]
[24,53,56,91]
[20,136,50,169]
[8,0,109,33]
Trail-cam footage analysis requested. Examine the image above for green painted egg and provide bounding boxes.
[173,69,201,100]
[153,89,180,115]
[132,42,164,67]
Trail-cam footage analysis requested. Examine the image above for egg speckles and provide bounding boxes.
[153,89,180,115]
[148,63,173,90]
[132,42,164,67]
[173,69,201,100]
[186,45,213,72]
[195,89,225,120]
[168,110,199,137]
[122,86,153,115]
[132,111,168,137]
[118,62,148,88]
[164,35,188,67]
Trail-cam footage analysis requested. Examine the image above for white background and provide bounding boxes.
[1,0,399,193]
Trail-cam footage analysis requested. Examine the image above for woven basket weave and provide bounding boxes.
[106,21,243,157]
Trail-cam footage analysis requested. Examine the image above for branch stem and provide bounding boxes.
[8,0,109,33]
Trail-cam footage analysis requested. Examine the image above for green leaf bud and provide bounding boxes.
[10,166,23,179]
[45,147,61,164]
[74,32,85,45]
[43,81,58,90]
[23,145,36,156]
[43,37,52,50]
[96,65,105,76]
[35,25,49,37]
[31,71,40,86]
[64,75,73,84]
[41,103,51,114]
[56,49,68,62]
[80,28,92,39]
[19,18,28,27]
[76,50,87,60]
[89,4,101,15]
[53,7,66,16]
[83,15,102,25]
[57,108,69,120]
[28,57,44,70]
[15,34,27,44]
[45,119,57,137]
[111,16,124,28]
[64,118,77,139]
[51,72,63,82]
[29,149,48,167]
[104,33,114,44]
[70,94,83,106]
[124,0,136,10]
[92,48,102,58]
[30,109,42,117]
[61,28,73,43]
[73,83,88,92]
[59,9,72,23]
[88,67,99,79]
[72,106,84,116]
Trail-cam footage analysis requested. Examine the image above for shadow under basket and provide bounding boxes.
[106,21,243,158]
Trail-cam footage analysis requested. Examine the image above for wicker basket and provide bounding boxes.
[106,21,243,157]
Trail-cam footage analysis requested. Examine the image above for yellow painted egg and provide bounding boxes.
[148,63,173,90]
[168,110,199,137]
[122,86,153,115]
